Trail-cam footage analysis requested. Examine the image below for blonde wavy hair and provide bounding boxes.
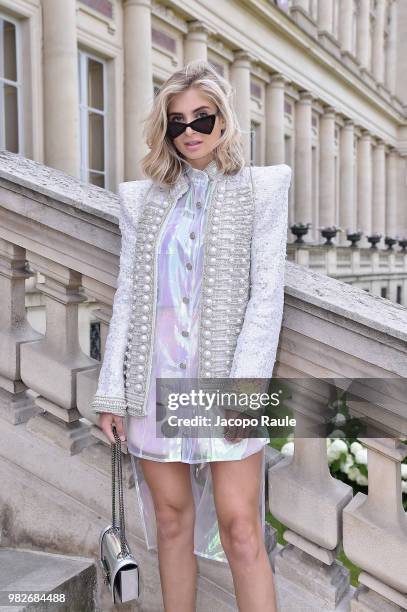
[140,60,245,186]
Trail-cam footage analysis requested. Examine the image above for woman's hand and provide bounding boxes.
[99,412,126,444]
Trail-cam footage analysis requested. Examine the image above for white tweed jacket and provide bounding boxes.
[90,163,292,418]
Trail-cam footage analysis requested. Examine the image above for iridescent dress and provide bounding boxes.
[125,159,269,563]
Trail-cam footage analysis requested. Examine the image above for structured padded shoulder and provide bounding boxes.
[117,179,154,228]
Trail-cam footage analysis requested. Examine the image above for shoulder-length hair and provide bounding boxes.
[141,60,245,186]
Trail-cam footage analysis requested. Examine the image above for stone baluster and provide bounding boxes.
[343,437,407,611]
[20,255,97,454]
[269,383,353,610]
[0,239,43,424]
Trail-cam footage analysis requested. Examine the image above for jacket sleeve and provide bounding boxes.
[228,164,292,402]
[90,181,150,417]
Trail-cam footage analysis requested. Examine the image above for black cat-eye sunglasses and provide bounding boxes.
[166,112,219,140]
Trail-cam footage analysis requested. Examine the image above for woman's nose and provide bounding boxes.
[185,126,195,136]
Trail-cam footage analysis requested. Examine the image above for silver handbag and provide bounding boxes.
[99,425,140,603]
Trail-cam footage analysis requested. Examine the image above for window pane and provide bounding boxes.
[3,20,17,82]
[88,58,104,110]
[88,111,104,171]
[5,84,18,152]
[89,171,105,188]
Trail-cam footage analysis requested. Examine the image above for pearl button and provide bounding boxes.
[196,202,202,209]
[182,296,190,304]
[181,330,189,337]
[179,362,187,369]
[190,232,196,239]
[186,263,192,270]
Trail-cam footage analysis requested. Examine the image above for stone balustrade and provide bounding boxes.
[0,150,406,611]
[288,243,407,306]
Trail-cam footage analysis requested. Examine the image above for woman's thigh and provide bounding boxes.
[138,459,195,536]
[209,450,263,538]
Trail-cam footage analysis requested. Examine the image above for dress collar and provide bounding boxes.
[182,159,220,182]
[168,159,222,201]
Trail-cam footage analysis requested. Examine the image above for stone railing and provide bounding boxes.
[288,242,407,306]
[0,150,406,611]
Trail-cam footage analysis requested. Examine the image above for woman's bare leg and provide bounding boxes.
[210,450,277,612]
[138,458,197,612]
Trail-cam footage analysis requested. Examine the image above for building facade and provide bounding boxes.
[1,0,407,293]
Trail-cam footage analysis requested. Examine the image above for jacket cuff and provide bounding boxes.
[90,395,127,417]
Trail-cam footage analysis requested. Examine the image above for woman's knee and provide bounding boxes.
[155,503,195,542]
[219,516,262,563]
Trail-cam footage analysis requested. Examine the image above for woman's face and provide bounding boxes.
[167,87,225,170]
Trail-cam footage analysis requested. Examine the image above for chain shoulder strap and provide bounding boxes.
[111,426,127,556]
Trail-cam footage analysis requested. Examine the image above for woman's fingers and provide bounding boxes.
[99,413,125,444]
[113,415,126,442]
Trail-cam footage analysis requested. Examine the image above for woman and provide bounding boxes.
[91,60,292,612]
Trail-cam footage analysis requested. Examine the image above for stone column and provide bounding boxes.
[230,51,252,164]
[318,0,333,33]
[319,106,336,228]
[265,74,286,165]
[41,0,80,177]
[357,0,371,70]
[386,0,397,93]
[294,91,313,227]
[339,0,354,53]
[339,120,355,243]
[357,130,373,244]
[372,140,386,238]
[123,0,154,180]
[386,148,398,238]
[184,21,209,62]
[372,0,386,84]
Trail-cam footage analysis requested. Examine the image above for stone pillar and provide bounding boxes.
[318,0,333,33]
[123,0,154,180]
[265,74,286,165]
[357,130,373,244]
[230,51,252,164]
[386,0,398,93]
[386,148,398,238]
[184,21,209,62]
[372,140,386,238]
[339,0,354,53]
[372,0,386,84]
[339,120,355,243]
[41,0,80,177]
[357,0,371,70]
[294,91,313,227]
[319,106,336,228]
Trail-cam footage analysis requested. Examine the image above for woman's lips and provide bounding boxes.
[185,141,202,149]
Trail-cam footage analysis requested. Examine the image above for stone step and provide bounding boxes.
[0,547,96,611]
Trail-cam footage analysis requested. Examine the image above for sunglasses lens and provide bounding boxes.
[167,122,186,139]
[192,115,216,134]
